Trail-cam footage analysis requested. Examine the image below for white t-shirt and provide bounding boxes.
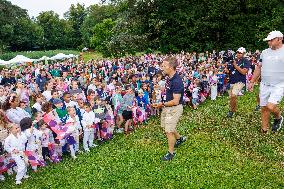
[261,45,284,87]
[65,101,78,108]
[82,111,95,131]
[42,90,52,101]
[87,84,97,93]
[5,107,31,124]
[35,68,40,78]
[32,102,42,112]
[192,87,199,99]
[0,95,7,104]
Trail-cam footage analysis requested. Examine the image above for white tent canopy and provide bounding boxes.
[1,52,79,66]
[0,59,8,66]
[67,54,76,58]
[7,55,34,64]
[38,56,50,61]
[50,53,69,60]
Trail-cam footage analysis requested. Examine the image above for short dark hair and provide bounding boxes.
[51,89,58,95]
[20,117,32,131]
[163,57,179,70]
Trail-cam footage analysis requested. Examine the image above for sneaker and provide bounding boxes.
[260,128,268,134]
[23,175,30,179]
[227,111,234,118]
[116,128,124,134]
[272,116,283,132]
[72,156,77,160]
[7,169,13,175]
[255,105,261,111]
[0,175,5,181]
[161,151,176,161]
[175,136,187,148]
[91,144,98,148]
[16,180,22,185]
[85,149,90,152]
[238,91,243,96]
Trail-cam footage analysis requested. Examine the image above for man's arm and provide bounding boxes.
[248,64,261,92]
[232,60,248,75]
[164,93,181,107]
[250,64,261,83]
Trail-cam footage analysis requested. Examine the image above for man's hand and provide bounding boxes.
[232,60,237,68]
[157,102,164,108]
[248,81,255,92]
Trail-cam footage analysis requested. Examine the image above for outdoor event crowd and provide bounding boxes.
[0,49,260,184]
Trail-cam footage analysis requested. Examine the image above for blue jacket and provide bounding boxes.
[36,75,47,92]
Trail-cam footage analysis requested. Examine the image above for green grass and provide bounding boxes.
[82,51,103,61]
[1,89,284,188]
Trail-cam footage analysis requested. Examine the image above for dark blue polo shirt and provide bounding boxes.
[165,72,184,104]
[229,57,250,84]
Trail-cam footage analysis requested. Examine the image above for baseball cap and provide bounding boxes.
[53,98,63,104]
[263,31,283,41]
[237,47,246,54]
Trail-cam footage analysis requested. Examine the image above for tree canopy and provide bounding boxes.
[0,0,283,56]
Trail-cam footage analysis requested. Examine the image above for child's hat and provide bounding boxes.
[53,98,63,104]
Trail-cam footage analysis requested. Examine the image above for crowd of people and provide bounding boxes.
[0,48,261,184]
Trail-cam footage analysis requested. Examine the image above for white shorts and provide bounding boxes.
[259,83,284,107]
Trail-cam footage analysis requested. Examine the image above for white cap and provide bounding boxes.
[263,30,283,41]
[237,47,246,54]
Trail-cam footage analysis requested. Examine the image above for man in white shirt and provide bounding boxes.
[249,31,284,133]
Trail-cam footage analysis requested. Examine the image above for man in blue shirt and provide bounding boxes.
[225,47,250,118]
[158,57,187,161]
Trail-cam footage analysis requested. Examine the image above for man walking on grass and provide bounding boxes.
[249,30,284,133]
[159,57,186,161]
[225,47,250,118]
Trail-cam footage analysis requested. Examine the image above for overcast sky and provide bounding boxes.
[9,0,101,18]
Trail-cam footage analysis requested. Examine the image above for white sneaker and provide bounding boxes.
[92,144,98,147]
[23,175,30,179]
[116,128,124,133]
[85,149,90,153]
[16,180,22,185]
[72,156,77,160]
[0,175,5,181]
[7,169,13,175]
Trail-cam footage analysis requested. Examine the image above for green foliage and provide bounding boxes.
[64,3,86,48]
[36,11,69,50]
[90,18,116,57]
[0,0,283,54]
[2,89,284,188]
[81,4,119,47]
[0,0,36,52]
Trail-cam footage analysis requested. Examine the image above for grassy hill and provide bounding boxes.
[1,89,284,189]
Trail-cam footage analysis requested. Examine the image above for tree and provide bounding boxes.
[64,3,86,49]
[81,4,119,47]
[90,18,115,56]
[36,11,66,50]
[0,0,33,51]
